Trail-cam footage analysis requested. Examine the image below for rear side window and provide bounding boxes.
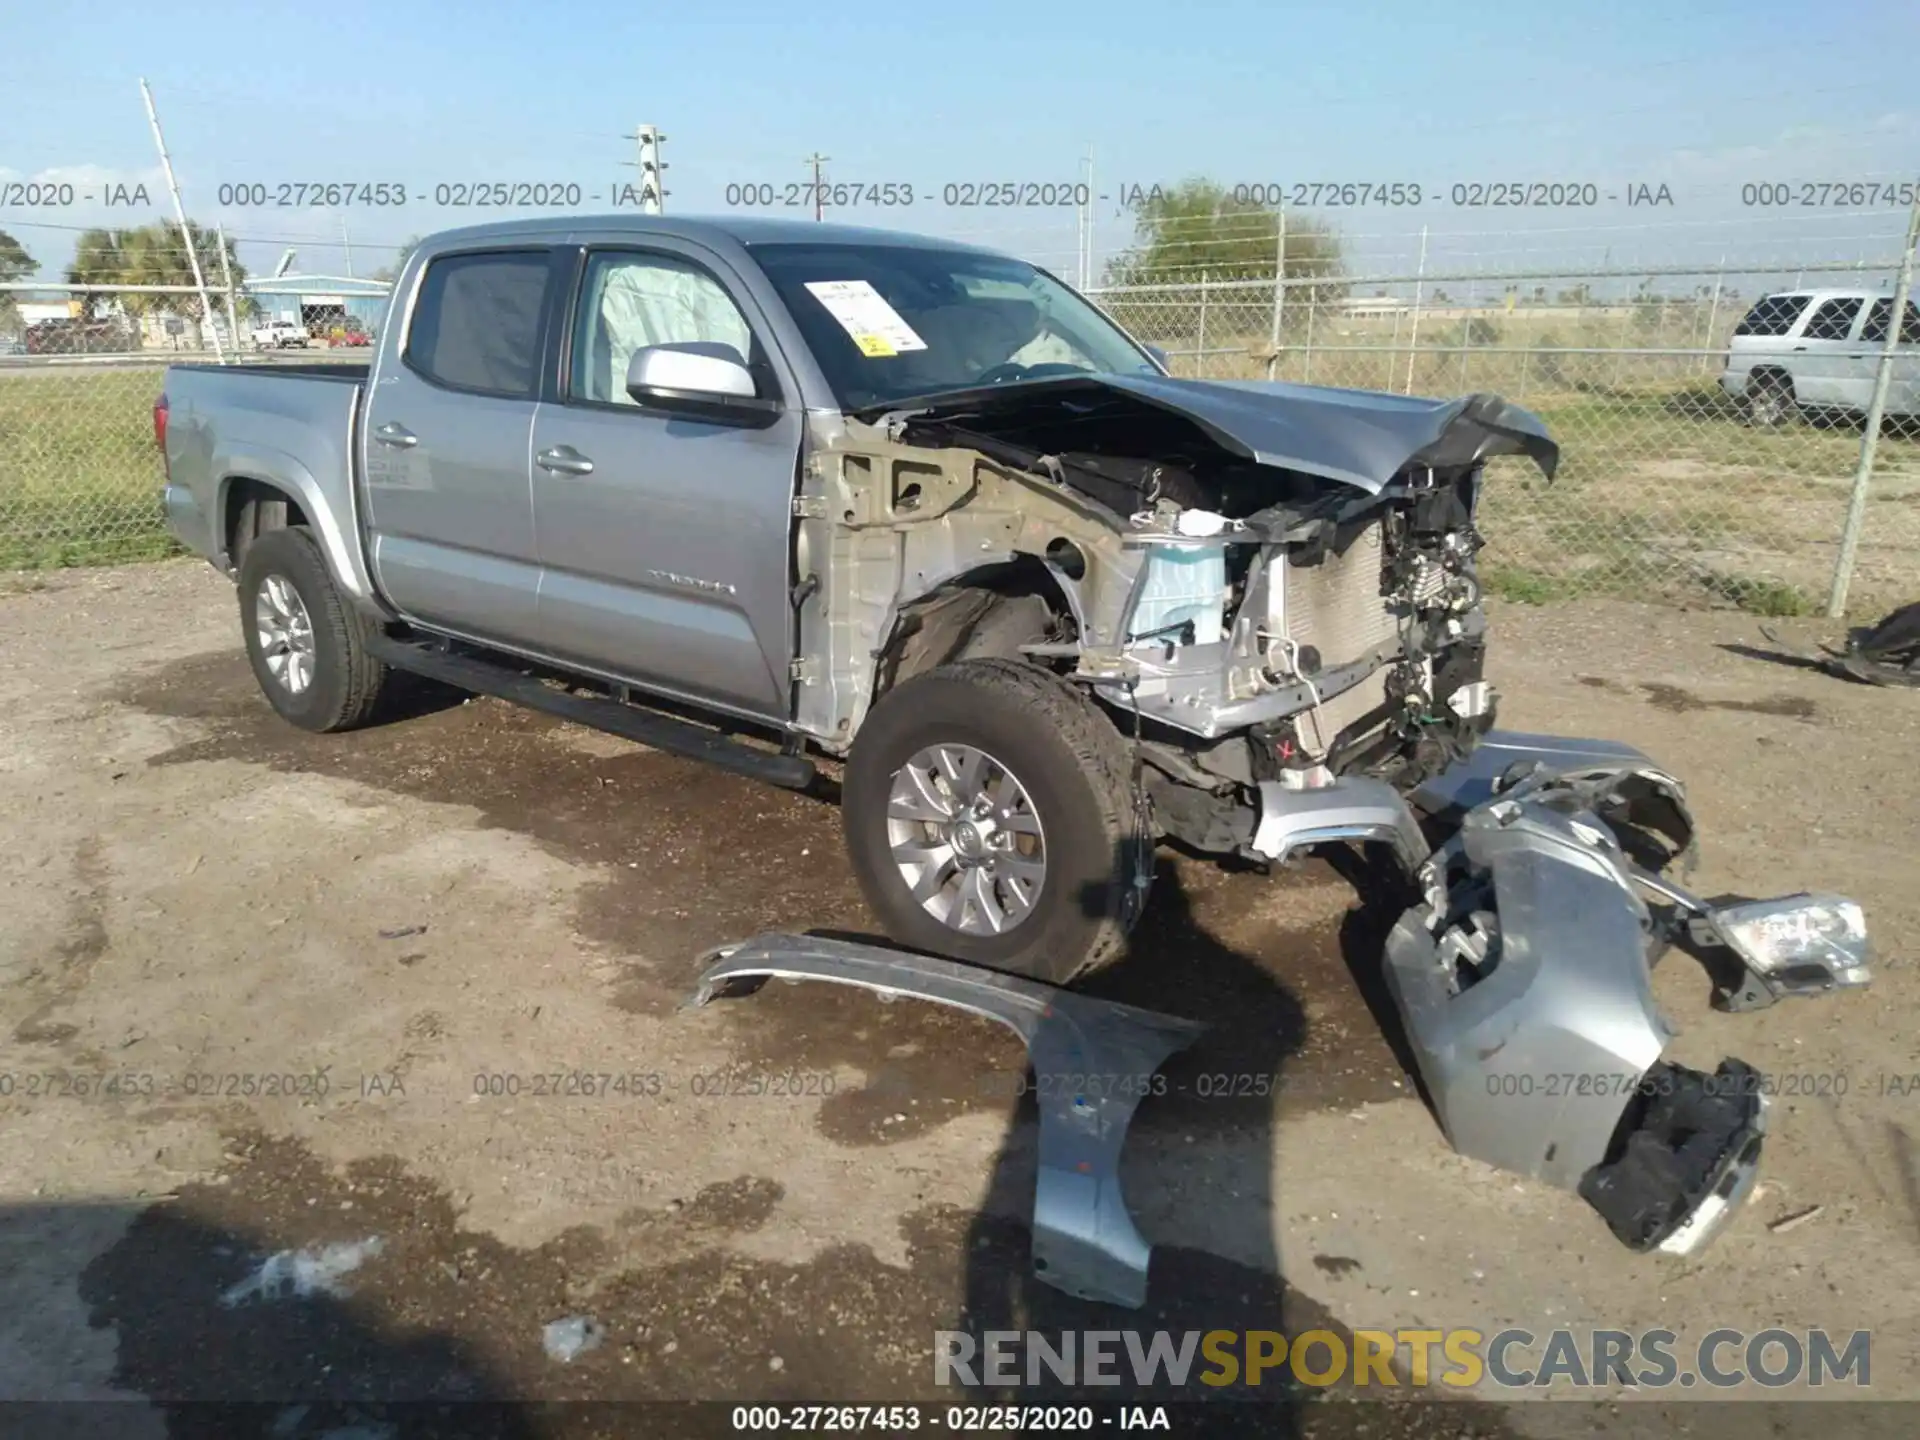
[1862,298,1920,345]
[1734,294,1811,337]
[1802,297,1864,341]
[405,250,553,397]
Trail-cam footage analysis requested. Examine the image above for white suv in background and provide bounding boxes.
[1720,288,1920,425]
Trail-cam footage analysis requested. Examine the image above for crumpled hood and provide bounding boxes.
[866,374,1559,493]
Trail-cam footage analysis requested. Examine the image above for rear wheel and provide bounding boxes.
[1744,372,1795,427]
[843,658,1151,983]
[238,526,392,733]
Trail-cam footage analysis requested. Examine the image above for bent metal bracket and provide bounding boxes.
[685,934,1206,1309]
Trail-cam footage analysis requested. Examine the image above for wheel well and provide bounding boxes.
[875,556,1074,697]
[1750,366,1794,391]
[224,478,309,569]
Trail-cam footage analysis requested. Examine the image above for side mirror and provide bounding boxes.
[1144,343,1171,372]
[624,342,780,419]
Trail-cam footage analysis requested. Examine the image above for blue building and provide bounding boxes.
[243,275,392,343]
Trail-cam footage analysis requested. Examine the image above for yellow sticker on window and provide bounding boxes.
[853,333,897,358]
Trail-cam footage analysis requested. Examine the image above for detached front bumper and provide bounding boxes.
[1250,730,1872,1255]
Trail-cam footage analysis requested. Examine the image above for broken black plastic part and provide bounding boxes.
[1848,599,1920,671]
[1577,1059,1764,1251]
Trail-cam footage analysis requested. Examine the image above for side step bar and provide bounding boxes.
[367,635,818,790]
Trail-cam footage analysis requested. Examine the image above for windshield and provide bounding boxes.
[750,241,1160,410]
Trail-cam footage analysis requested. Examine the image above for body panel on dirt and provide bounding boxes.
[687,933,1205,1309]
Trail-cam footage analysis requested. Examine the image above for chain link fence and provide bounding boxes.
[5,255,1919,615]
[1093,254,1920,616]
[0,279,373,566]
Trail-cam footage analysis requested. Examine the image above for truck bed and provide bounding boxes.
[161,361,369,595]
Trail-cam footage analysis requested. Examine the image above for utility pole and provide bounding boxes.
[804,152,829,222]
[1075,146,1096,290]
[215,222,240,354]
[626,124,667,214]
[342,216,355,278]
[1085,146,1095,288]
[139,78,223,362]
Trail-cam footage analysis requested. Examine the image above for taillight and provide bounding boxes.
[153,393,171,482]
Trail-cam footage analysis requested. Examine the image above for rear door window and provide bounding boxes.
[1861,298,1920,345]
[1801,297,1864,341]
[1734,294,1811,337]
[405,250,556,397]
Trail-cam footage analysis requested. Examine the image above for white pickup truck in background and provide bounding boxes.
[249,317,308,350]
[1720,288,1920,425]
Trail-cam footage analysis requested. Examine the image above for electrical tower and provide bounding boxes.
[804,152,829,222]
[627,124,667,214]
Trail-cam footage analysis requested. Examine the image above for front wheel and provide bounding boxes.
[842,658,1152,983]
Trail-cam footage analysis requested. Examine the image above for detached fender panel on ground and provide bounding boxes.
[687,934,1205,1309]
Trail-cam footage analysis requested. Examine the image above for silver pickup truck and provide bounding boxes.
[161,215,1869,1255]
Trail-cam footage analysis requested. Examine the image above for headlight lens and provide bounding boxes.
[1711,893,1870,987]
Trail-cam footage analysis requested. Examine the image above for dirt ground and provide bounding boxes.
[2,559,1918,1438]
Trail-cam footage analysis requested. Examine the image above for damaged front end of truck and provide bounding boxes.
[781,372,1872,1265]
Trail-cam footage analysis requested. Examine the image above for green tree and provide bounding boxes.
[371,235,422,284]
[0,229,36,332]
[1102,177,1347,310]
[66,221,247,321]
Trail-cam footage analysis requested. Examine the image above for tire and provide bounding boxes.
[237,526,391,733]
[1744,372,1795,427]
[842,657,1151,984]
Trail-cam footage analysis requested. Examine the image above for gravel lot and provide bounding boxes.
[2,559,1917,1438]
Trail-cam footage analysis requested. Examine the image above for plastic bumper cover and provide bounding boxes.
[1362,733,1870,1253]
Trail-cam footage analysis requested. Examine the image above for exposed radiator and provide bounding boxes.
[1282,519,1402,759]
[1284,520,1397,666]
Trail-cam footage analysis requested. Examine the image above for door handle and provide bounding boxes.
[1792,345,1809,352]
[373,421,418,448]
[536,445,595,476]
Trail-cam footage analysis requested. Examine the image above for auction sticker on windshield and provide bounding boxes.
[803,279,928,357]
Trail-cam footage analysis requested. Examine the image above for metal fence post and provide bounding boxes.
[1702,257,1724,376]
[1459,282,1474,389]
[1403,226,1427,395]
[1266,212,1286,382]
[1826,196,1920,618]
[1302,290,1316,384]
[1196,270,1209,378]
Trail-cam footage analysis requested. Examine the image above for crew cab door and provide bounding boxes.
[1789,295,1868,406]
[528,240,803,720]
[362,245,566,652]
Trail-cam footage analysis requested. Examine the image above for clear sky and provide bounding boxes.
[2,0,1915,285]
